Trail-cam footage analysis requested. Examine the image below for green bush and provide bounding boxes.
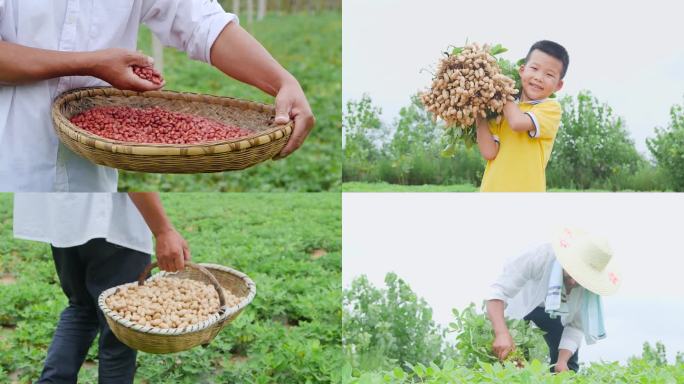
[647,99,684,191]
[343,90,673,191]
[547,91,643,190]
[343,94,386,182]
[343,95,485,186]
[343,274,446,375]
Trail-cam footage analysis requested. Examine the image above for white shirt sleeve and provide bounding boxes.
[0,0,4,36]
[488,245,549,305]
[559,325,584,354]
[140,0,238,64]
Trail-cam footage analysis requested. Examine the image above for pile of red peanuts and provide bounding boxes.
[69,106,251,144]
[132,65,164,86]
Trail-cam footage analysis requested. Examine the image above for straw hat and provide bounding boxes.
[551,227,621,296]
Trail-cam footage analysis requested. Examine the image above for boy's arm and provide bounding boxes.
[476,116,499,160]
[0,42,163,91]
[209,22,314,158]
[128,192,191,273]
[502,101,535,133]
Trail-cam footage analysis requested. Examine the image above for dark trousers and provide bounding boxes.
[524,306,580,372]
[37,238,151,384]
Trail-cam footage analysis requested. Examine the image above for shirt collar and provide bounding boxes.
[518,98,547,105]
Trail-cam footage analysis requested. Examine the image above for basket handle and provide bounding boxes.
[137,262,226,310]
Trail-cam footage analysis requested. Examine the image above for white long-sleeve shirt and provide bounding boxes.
[487,243,586,353]
[0,0,237,191]
[13,193,153,255]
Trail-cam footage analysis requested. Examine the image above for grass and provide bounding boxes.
[118,11,341,192]
[343,182,477,192]
[0,192,341,383]
[342,182,616,192]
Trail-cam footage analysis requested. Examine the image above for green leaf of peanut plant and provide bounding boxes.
[452,46,465,56]
[489,44,508,56]
[441,143,457,158]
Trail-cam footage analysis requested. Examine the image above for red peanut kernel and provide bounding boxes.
[69,106,251,144]
[132,65,164,86]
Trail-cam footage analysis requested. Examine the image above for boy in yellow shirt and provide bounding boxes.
[477,40,568,192]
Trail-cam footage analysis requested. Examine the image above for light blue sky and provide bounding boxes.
[343,193,684,364]
[342,0,684,154]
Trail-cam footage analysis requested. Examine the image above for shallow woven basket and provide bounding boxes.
[52,87,293,173]
[98,262,256,354]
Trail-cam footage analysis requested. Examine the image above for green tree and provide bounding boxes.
[343,273,445,373]
[547,91,643,189]
[647,100,684,191]
[378,95,484,186]
[384,95,443,184]
[343,94,385,181]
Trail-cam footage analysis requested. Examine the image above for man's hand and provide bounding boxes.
[154,228,191,272]
[127,193,191,273]
[88,48,164,92]
[554,348,573,373]
[492,329,515,361]
[273,79,315,159]
[208,23,315,158]
[486,299,514,360]
[554,360,569,373]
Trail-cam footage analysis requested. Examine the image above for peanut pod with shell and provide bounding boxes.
[420,43,520,155]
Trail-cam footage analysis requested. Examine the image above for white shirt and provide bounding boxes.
[13,193,153,255]
[0,0,237,192]
[488,243,586,353]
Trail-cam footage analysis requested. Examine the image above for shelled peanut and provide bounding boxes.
[105,277,242,330]
[69,106,251,144]
[420,43,518,128]
[132,65,164,86]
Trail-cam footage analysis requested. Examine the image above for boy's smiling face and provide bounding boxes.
[518,49,564,102]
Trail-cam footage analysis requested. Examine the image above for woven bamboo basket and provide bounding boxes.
[98,262,256,354]
[52,87,293,173]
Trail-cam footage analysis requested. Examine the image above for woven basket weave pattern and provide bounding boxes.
[52,87,293,173]
[98,263,256,354]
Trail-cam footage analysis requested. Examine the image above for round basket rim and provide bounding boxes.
[97,265,256,337]
[52,87,293,156]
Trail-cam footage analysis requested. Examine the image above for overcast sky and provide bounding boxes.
[342,0,684,153]
[343,193,684,364]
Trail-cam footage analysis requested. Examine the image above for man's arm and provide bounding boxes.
[502,101,535,133]
[555,349,573,372]
[0,42,163,91]
[476,116,499,160]
[486,299,515,360]
[556,314,583,372]
[128,192,190,272]
[209,22,315,158]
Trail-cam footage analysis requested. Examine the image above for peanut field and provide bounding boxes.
[0,192,342,383]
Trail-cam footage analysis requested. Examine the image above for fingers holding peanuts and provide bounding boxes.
[88,48,165,92]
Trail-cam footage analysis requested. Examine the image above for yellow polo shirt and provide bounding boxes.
[479,99,562,192]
